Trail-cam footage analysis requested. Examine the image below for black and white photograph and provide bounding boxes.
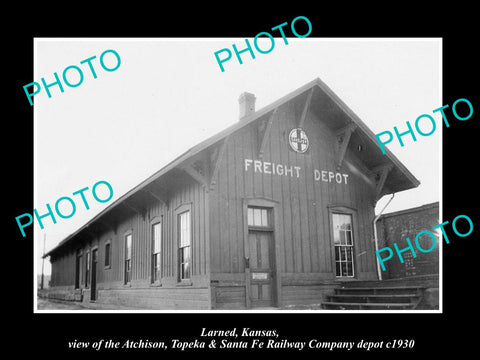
[7,7,478,357]
[33,38,441,312]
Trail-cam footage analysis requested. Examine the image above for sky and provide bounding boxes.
[34,38,441,276]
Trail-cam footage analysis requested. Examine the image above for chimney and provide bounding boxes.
[238,92,256,120]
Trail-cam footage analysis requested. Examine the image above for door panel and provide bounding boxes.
[75,254,81,289]
[248,231,275,307]
[91,249,98,301]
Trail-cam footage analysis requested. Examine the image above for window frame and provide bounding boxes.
[328,206,358,279]
[104,240,112,269]
[151,217,163,285]
[85,249,91,288]
[247,206,273,231]
[175,203,192,284]
[75,249,83,289]
[124,231,133,285]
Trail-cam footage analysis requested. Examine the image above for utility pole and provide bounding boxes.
[41,233,46,290]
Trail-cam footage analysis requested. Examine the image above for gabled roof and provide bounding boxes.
[44,77,419,257]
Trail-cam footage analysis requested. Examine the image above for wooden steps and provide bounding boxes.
[322,302,417,310]
[322,283,425,310]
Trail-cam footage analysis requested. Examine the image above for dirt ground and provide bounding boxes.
[36,296,324,311]
[37,297,93,310]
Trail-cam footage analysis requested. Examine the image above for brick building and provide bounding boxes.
[375,202,440,279]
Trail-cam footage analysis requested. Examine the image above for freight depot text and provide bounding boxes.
[244,159,349,184]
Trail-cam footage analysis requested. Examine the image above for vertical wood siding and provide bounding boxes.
[49,92,383,309]
[49,179,209,299]
[210,101,378,280]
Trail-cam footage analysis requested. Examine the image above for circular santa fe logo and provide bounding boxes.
[289,128,309,153]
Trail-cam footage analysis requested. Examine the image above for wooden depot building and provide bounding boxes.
[43,78,420,310]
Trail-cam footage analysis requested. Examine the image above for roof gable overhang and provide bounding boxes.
[302,79,420,196]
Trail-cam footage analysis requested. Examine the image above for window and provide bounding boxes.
[75,250,82,289]
[152,222,162,283]
[178,211,191,280]
[104,241,111,268]
[85,251,91,287]
[247,207,271,228]
[124,233,132,284]
[332,213,355,277]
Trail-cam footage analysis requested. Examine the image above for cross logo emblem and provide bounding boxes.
[289,128,309,153]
